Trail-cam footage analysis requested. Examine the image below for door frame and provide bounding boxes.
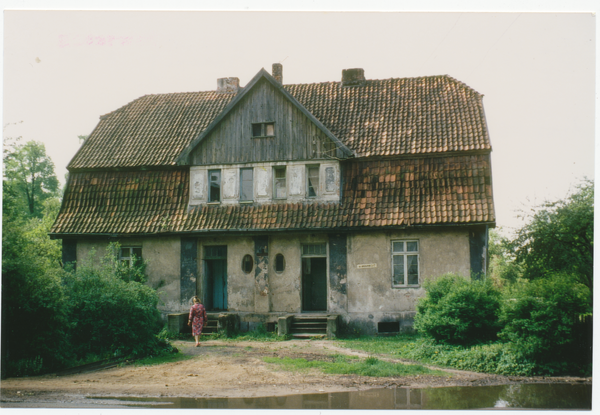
[300,243,329,312]
[202,245,228,311]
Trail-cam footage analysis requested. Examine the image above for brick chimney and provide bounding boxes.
[272,63,283,84]
[217,77,240,93]
[341,68,365,86]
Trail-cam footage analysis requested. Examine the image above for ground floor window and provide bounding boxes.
[392,240,419,287]
[120,246,142,267]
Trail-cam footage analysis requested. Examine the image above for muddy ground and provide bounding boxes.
[0,338,591,408]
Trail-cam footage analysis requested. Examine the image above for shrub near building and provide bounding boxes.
[413,274,502,346]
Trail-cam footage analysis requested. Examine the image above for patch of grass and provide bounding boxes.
[337,333,421,359]
[337,333,537,376]
[134,351,193,367]
[263,354,444,377]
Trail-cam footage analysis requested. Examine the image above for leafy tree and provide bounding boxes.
[509,180,593,302]
[487,229,523,287]
[1,198,70,377]
[3,140,59,217]
[499,274,591,375]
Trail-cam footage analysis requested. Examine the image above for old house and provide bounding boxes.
[50,64,495,336]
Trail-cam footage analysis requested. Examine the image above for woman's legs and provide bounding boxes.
[195,335,200,346]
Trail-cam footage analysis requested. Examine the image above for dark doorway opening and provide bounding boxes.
[204,245,227,311]
[302,257,327,311]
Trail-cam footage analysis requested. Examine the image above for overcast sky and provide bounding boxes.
[2,1,597,235]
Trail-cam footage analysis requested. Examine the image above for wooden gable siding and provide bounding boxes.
[191,78,342,165]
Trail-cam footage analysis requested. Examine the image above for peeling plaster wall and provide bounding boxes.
[268,236,303,313]
[345,229,470,333]
[76,237,181,318]
[197,236,256,312]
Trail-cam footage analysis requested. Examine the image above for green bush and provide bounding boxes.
[499,274,591,375]
[414,274,502,345]
[2,206,72,377]
[63,246,163,361]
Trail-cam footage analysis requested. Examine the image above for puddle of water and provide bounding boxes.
[93,383,591,410]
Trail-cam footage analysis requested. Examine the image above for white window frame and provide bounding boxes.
[208,169,221,202]
[120,246,142,268]
[273,166,287,199]
[391,240,420,287]
[306,164,320,198]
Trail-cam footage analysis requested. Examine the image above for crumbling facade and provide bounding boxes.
[51,65,495,335]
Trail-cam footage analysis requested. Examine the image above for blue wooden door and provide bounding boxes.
[204,246,227,311]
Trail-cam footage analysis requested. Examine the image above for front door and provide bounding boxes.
[301,244,327,312]
[204,245,227,311]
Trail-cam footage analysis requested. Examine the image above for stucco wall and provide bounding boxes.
[76,237,181,316]
[197,236,256,312]
[345,229,471,333]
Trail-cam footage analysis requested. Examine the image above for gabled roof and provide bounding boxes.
[176,68,355,164]
[67,71,491,170]
[51,154,495,237]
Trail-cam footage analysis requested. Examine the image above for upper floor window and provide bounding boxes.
[307,165,320,198]
[273,167,287,199]
[240,168,254,201]
[120,246,142,267]
[252,122,275,138]
[208,169,221,202]
[392,240,419,287]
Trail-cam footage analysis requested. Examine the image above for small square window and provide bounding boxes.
[120,246,142,267]
[252,122,275,138]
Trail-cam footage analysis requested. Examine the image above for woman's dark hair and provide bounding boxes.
[192,296,200,303]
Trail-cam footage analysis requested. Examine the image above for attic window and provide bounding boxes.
[252,122,275,138]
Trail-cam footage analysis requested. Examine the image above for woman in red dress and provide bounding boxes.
[187,296,207,347]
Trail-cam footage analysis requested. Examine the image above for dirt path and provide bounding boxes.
[0,338,591,408]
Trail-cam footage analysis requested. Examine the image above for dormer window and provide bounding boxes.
[273,167,287,199]
[252,122,275,138]
[208,169,221,202]
[307,165,319,198]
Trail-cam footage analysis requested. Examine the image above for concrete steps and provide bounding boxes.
[290,316,328,338]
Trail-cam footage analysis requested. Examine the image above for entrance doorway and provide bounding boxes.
[204,245,227,311]
[301,244,327,312]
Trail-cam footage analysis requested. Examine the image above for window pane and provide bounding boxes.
[242,254,253,273]
[407,255,419,285]
[392,241,404,253]
[302,244,326,256]
[120,247,130,258]
[209,170,221,202]
[252,123,262,137]
[240,168,253,201]
[407,241,418,252]
[265,123,274,136]
[275,254,285,272]
[393,255,405,285]
[274,168,286,198]
[307,166,319,197]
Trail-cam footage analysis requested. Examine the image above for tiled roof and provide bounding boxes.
[68,92,235,169]
[287,76,490,157]
[50,155,494,236]
[68,75,490,169]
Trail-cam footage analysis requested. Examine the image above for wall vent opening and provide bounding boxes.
[378,321,400,333]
